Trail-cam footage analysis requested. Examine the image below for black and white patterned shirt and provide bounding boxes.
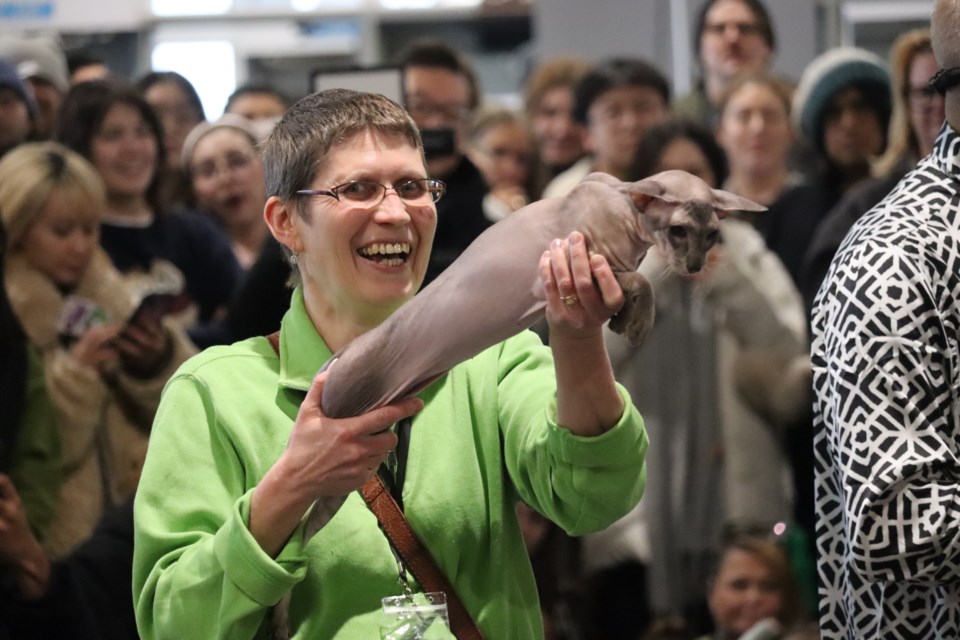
[813,123,960,638]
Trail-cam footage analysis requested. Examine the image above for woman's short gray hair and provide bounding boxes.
[262,89,423,212]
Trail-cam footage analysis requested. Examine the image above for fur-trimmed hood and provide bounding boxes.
[5,248,138,352]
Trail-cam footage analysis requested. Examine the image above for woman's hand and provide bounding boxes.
[250,368,424,556]
[70,323,121,373]
[540,231,625,436]
[116,313,173,379]
[0,475,51,601]
[281,366,423,497]
[539,231,624,340]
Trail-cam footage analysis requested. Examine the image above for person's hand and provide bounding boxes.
[539,231,624,341]
[0,475,51,600]
[70,323,120,373]
[250,367,424,556]
[116,313,173,378]
[279,366,423,497]
[541,231,625,435]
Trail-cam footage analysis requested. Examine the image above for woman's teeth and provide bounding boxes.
[358,242,411,265]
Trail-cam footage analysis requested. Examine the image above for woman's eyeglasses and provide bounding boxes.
[906,84,941,108]
[296,178,446,208]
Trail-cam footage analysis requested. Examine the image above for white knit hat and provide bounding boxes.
[180,113,275,169]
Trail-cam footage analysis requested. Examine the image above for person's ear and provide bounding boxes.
[264,196,304,255]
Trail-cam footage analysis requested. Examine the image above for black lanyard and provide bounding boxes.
[378,416,412,510]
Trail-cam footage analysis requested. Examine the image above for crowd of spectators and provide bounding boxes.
[0,1,948,637]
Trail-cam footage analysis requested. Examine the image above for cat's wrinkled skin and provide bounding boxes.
[319,169,765,419]
[268,169,764,639]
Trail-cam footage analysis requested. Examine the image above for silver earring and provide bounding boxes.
[289,253,298,266]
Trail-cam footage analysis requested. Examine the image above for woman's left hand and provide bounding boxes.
[540,231,625,436]
[539,231,624,339]
[117,314,173,379]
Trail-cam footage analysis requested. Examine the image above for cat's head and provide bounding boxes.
[618,169,766,274]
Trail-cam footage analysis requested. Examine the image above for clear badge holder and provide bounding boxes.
[380,591,451,639]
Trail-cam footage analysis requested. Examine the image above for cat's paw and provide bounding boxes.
[610,271,656,347]
[609,304,655,347]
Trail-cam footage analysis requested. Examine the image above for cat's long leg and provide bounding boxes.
[608,271,655,347]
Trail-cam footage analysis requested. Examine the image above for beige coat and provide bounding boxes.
[5,249,195,558]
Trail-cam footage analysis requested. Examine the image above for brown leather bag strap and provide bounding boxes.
[264,331,483,639]
[360,475,483,640]
[266,331,281,354]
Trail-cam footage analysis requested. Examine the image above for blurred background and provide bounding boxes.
[0,0,932,120]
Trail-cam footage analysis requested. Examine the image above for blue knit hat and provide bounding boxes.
[792,48,891,151]
[0,58,37,117]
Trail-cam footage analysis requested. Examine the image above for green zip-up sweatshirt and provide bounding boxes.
[133,287,648,639]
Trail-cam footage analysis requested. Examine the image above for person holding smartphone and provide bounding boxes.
[0,142,194,559]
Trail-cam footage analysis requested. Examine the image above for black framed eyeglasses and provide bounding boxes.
[296,179,446,208]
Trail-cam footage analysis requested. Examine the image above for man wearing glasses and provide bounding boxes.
[398,40,492,286]
[675,0,776,129]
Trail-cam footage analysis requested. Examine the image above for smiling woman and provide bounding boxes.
[55,80,243,348]
[132,88,649,640]
[273,129,440,341]
[703,534,802,639]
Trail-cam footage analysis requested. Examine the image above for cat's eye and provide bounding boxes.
[669,226,688,239]
[705,231,719,244]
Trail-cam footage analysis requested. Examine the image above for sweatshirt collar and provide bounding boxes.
[276,286,334,392]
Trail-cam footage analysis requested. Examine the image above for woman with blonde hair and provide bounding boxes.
[523,56,590,198]
[466,106,535,221]
[0,142,193,558]
[716,72,825,288]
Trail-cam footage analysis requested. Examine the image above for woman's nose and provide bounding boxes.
[373,191,412,224]
[70,231,95,256]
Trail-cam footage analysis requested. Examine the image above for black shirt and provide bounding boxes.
[424,155,491,287]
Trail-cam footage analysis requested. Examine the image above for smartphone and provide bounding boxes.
[126,292,188,328]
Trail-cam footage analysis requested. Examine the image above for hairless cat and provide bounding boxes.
[319,169,764,418]
[269,169,764,638]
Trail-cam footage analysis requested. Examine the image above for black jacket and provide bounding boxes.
[1,500,137,640]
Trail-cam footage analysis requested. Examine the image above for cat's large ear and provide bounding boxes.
[619,177,675,210]
[710,187,767,218]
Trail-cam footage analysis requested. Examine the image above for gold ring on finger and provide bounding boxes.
[561,294,578,306]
